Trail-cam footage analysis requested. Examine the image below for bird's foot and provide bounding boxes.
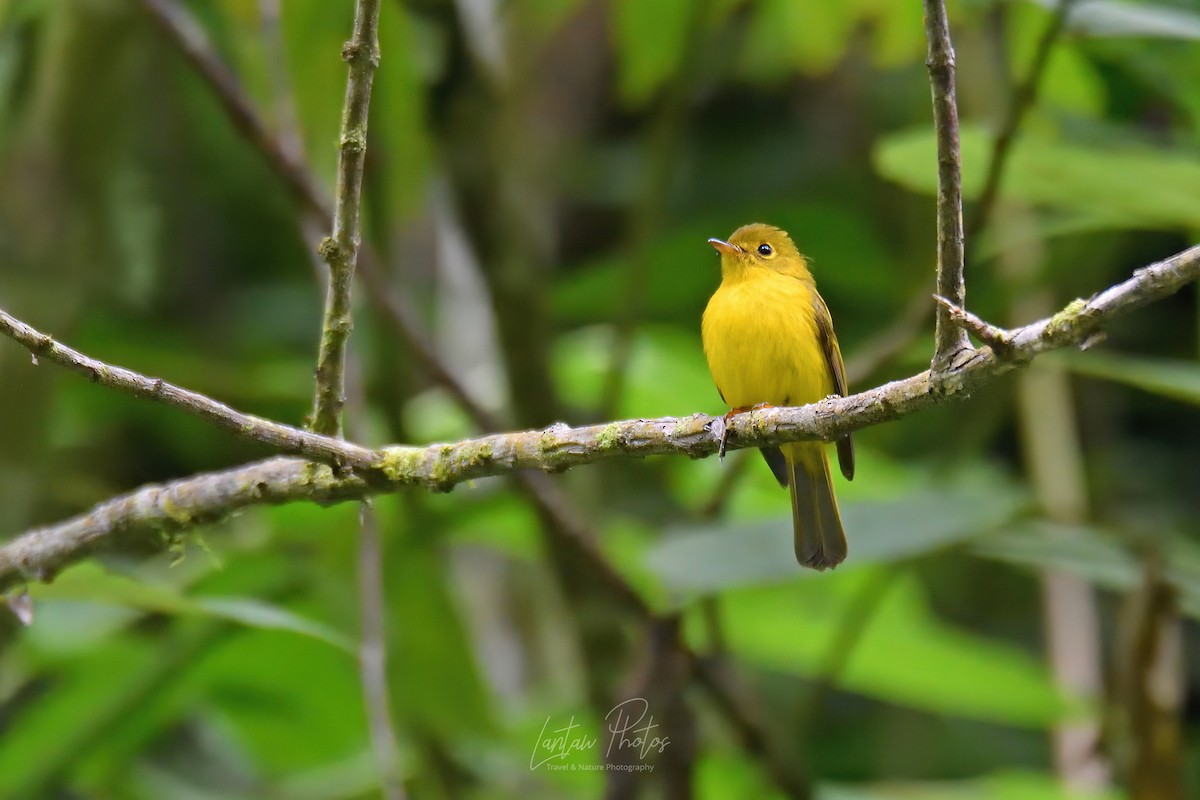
[717,407,743,460]
[717,404,773,459]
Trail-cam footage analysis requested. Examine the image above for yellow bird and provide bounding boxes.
[701,223,855,570]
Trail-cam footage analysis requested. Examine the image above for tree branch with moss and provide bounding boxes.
[2,241,1196,592]
[309,0,382,437]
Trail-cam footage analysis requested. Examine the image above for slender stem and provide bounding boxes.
[922,0,970,370]
[1117,555,1185,799]
[967,0,1079,243]
[933,294,1015,356]
[314,5,399,784]
[1009,267,1109,788]
[356,503,407,799]
[137,0,500,436]
[852,0,1076,382]
[690,657,811,799]
[309,0,383,436]
[796,568,899,738]
[0,307,377,469]
[138,0,331,220]
[843,289,932,385]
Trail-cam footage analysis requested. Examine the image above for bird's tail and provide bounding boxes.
[785,443,847,570]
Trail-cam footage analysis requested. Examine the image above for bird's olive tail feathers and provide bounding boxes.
[787,448,847,570]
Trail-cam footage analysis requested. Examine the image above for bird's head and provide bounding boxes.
[708,223,811,282]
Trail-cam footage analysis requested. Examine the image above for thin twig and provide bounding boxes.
[966,0,1079,243]
[0,307,376,469]
[256,0,307,172]
[796,568,899,739]
[136,0,498,433]
[690,656,811,799]
[138,0,330,220]
[345,357,406,798]
[923,0,970,371]
[3,242,1197,592]
[933,294,1015,356]
[309,0,383,436]
[1117,554,1186,799]
[312,5,401,788]
[356,502,407,799]
[850,0,1077,382]
[844,290,931,385]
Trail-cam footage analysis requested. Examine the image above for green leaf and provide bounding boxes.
[704,568,1073,727]
[1041,0,1200,39]
[874,125,1200,230]
[380,500,497,739]
[1009,4,1106,116]
[192,597,353,652]
[741,0,858,80]
[647,474,1028,594]
[552,203,900,326]
[1053,351,1200,405]
[0,637,162,793]
[973,522,1140,590]
[29,563,354,652]
[612,0,693,105]
[820,769,1123,799]
[193,630,371,774]
[973,522,1200,619]
[552,325,716,419]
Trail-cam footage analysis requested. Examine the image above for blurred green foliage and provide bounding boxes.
[1,0,1199,798]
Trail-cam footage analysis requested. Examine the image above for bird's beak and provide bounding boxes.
[708,238,741,257]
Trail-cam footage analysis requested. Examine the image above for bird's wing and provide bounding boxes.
[813,292,855,481]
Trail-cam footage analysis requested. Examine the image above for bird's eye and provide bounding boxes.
[757,243,773,257]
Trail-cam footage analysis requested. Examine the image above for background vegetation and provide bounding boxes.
[1,0,1199,798]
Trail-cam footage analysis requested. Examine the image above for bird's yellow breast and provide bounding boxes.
[701,270,833,410]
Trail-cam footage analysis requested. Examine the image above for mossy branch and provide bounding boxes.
[309,0,382,437]
[922,0,971,371]
[2,242,1197,593]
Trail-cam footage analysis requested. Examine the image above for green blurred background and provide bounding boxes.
[1,0,1199,797]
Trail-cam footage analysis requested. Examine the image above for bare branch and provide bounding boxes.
[2,243,1196,593]
[923,0,970,370]
[690,657,811,799]
[0,307,375,469]
[933,295,1015,356]
[843,1,1078,383]
[137,0,500,435]
[967,0,1079,243]
[356,503,407,800]
[309,0,383,436]
[844,290,931,385]
[138,0,331,220]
